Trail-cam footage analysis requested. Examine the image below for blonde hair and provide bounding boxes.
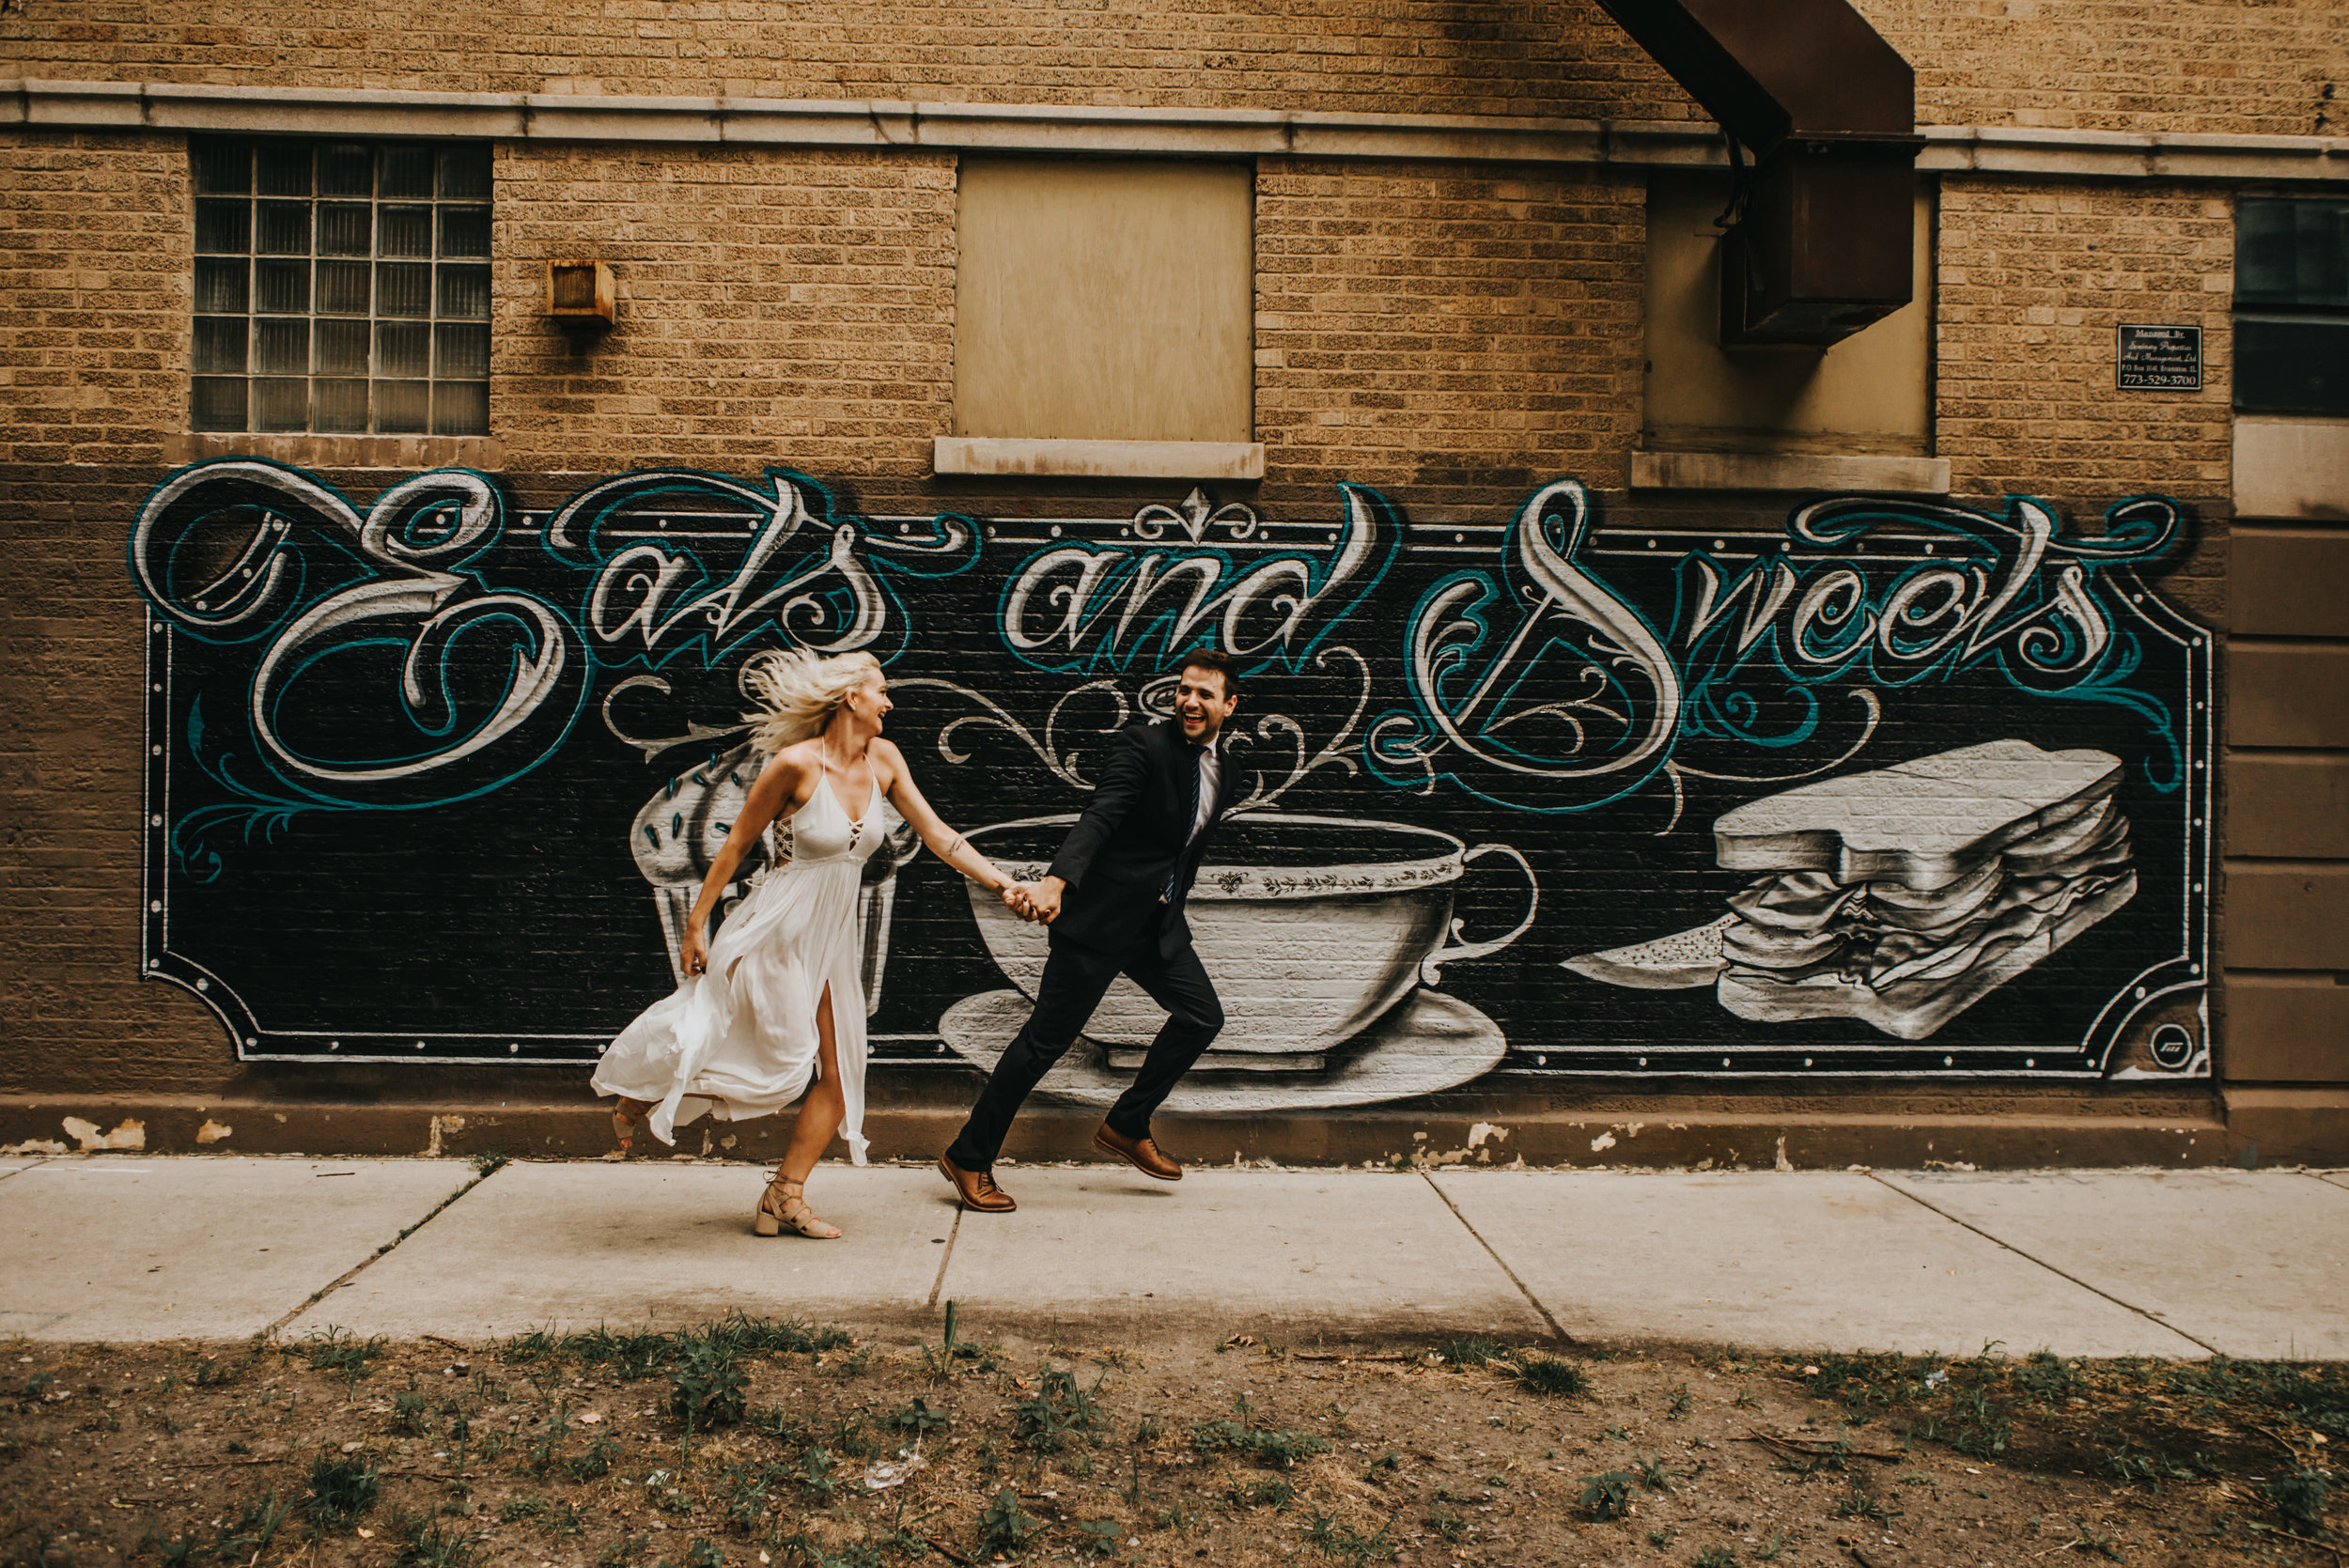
[739,648,881,755]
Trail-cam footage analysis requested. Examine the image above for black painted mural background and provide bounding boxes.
[130,459,2212,1088]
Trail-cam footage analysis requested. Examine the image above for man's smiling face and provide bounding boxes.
[1174,664,1238,745]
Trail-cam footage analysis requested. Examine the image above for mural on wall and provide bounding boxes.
[130,459,2213,1098]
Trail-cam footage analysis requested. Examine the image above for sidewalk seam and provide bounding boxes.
[1420,1171,1574,1345]
[0,1158,48,1183]
[262,1159,510,1340]
[1865,1172,2219,1356]
[926,1204,963,1311]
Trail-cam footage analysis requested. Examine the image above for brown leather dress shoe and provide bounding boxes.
[1094,1123,1181,1181]
[937,1154,1016,1212]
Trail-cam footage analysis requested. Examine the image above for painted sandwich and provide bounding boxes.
[1564,739,2138,1039]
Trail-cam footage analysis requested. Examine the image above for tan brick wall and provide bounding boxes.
[492,144,957,479]
[1937,178,2234,507]
[1255,159,1646,506]
[0,129,184,469]
[1865,0,2345,139]
[7,1,2341,140]
[0,140,219,1097]
[0,0,1692,122]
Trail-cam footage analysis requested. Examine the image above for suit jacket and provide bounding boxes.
[1046,718,1240,957]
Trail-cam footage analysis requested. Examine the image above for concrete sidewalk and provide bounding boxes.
[3,1156,2343,1359]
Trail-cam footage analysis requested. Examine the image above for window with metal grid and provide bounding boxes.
[2234,198,2349,416]
[191,137,491,436]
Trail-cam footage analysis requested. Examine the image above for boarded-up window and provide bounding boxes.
[955,159,1252,444]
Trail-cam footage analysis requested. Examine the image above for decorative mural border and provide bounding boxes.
[132,465,2214,1082]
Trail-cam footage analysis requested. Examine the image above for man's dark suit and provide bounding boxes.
[944,717,1238,1171]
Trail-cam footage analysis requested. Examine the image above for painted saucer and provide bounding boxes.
[934,986,1506,1110]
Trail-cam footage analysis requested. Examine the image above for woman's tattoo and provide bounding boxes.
[945,834,968,858]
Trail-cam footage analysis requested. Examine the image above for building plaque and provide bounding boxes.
[2117,324,2203,391]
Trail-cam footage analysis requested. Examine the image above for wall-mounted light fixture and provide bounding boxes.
[546,259,616,328]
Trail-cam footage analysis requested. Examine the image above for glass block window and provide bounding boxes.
[2234,198,2349,416]
[192,137,491,435]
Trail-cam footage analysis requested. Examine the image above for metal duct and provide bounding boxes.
[1593,0,1924,346]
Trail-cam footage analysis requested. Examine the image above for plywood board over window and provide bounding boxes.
[1641,172,1934,473]
[946,158,1258,479]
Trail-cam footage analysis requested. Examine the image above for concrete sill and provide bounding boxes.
[1631,450,1952,494]
[162,432,506,471]
[935,437,1265,481]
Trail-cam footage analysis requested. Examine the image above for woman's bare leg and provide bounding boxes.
[775,983,847,1185]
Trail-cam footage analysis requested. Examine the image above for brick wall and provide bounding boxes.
[0,129,184,469]
[1864,0,2345,138]
[0,0,1692,122]
[493,144,957,480]
[1255,158,1646,508]
[1937,178,2235,509]
[8,1,2341,139]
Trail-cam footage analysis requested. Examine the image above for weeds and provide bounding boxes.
[975,1487,1034,1557]
[1229,1477,1297,1510]
[1189,1401,1330,1470]
[1692,1547,1738,1568]
[670,1342,747,1434]
[2263,1467,2330,1531]
[303,1453,380,1529]
[884,1396,949,1436]
[1434,1337,1507,1368]
[387,1508,475,1568]
[1579,1471,1637,1520]
[1830,1479,1901,1526]
[796,1446,836,1504]
[1013,1364,1104,1453]
[2062,1520,2123,1560]
[302,1327,385,1384]
[1635,1453,1678,1491]
[1302,1512,1395,1565]
[1513,1356,1589,1397]
[1666,1382,1692,1420]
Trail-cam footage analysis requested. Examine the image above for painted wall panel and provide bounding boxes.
[2232,529,2349,637]
[2224,753,2349,858]
[954,159,1254,445]
[2227,646,2349,749]
[2221,974,2349,1081]
[2225,865,2349,970]
[125,462,2214,1094]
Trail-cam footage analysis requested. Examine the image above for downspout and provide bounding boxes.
[1590,0,1924,346]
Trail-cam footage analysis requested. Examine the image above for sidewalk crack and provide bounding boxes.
[926,1204,964,1311]
[1865,1172,2217,1355]
[1420,1171,1575,1345]
[263,1159,511,1339]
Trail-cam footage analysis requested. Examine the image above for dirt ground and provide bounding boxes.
[3,1316,2341,1568]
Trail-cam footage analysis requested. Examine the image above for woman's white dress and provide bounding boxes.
[593,770,880,1162]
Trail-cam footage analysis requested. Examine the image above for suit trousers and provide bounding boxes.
[945,913,1224,1171]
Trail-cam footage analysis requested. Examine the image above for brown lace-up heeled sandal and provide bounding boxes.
[611,1096,654,1157]
[754,1172,842,1239]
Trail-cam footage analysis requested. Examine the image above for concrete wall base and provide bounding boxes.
[0,1095,2277,1170]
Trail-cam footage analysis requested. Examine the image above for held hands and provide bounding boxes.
[996,877,1064,924]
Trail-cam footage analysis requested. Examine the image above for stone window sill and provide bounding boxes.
[1630,450,1951,494]
[163,432,506,471]
[934,437,1265,481]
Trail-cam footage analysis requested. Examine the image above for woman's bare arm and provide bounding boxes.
[680,747,814,974]
[873,739,1015,893]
